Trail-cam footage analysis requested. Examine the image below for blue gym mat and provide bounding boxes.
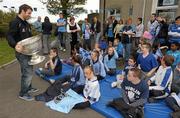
[36,64,172,118]
[35,63,73,81]
[90,74,172,118]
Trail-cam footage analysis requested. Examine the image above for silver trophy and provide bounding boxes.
[18,35,45,65]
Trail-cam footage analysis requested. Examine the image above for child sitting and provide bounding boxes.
[137,42,158,79]
[104,46,118,76]
[94,43,104,61]
[166,43,180,70]
[37,47,62,80]
[148,55,174,101]
[154,45,168,63]
[166,64,180,118]
[124,55,137,74]
[73,66,100,109]
[35,55,85,102]
[74,44,91,68]
[114,38,124,58]
[90,50,106,80]
[165,92,180,118]
[108,68,149,118]
[111,55,137,88]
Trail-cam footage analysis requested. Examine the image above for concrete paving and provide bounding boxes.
[0,40,104,118]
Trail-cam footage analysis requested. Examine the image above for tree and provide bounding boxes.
[44,0,87,17]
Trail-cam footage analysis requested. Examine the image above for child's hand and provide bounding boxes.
[49,54,53,60]
[111,82,117,88]
[84,98,89,102]
[147,80,151,86]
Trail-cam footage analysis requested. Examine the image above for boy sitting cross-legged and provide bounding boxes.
[108,68,149,118]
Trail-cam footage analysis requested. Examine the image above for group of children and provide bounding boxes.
[35,30,180,117]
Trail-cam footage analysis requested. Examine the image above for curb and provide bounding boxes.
[0,59,17,69]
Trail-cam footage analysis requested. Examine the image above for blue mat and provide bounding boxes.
[91,75,172,118]
[35,63,73,81]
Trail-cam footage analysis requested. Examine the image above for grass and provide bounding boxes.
[0,38,15,66]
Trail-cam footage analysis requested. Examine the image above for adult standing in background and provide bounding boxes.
[57,12,66,52]
[7,4,38,101]
[67,16,81,55]
[33,16,42,33]
[112,16,118,31]
[133,17,144,49]
[168,16,180,44]
[82,18,92,50]
[42,16,52,55]
[156,17,169,46]
[91,16,101,43]
[106,17,114,45]
[114,19,124,40]
[147,13,160,44]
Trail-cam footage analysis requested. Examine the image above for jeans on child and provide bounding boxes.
[15,52,33,96]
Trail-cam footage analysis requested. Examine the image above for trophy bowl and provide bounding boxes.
[18,35,45,65]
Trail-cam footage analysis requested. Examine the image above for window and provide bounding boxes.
[158,0,178,6]
[157,9,176,22]
[3,6,7,8]
[11,6,15,9]
[34,8,37,11]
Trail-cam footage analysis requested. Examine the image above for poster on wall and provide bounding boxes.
[163,0,175,5]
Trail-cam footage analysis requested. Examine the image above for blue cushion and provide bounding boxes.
[35,63,73,81]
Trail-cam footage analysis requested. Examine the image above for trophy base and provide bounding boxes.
[28,54,45,65]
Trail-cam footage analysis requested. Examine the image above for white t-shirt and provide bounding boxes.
[83,76,100,104]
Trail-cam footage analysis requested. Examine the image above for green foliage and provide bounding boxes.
[46,0,87,17]
[0,10,17,37]
[0,39,15,66]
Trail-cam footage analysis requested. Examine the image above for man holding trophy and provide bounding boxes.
[7,4,38,101]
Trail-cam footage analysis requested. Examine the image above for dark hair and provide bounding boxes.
[142,42,152,50]
[74,43,83,53]
[44,16,50,23]
[51,47,58,56]
[119,19,124,24]
[171,42,179,48]
[92,50,99,58]
[175,16,180,21]
[72,55,82,65]
[129,68,141,79]
[152,13,157,17]
[18,4,33,14]
[129,55,136,63]
[84,65,93,72]
[163,55,174,66]
[70,16,75,22]
[138,17,142,23]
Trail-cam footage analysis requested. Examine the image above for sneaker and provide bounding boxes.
[19,94,34,101]
[28,88,39,93]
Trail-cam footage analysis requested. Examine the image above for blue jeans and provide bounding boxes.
[58,32,66,49]
[94,32,101,43]
[15,52,33,96]
[124,43,132,60]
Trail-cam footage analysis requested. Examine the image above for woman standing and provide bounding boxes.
[67,16,81,55]
[114,19,124,41]
[42,16,52,55]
